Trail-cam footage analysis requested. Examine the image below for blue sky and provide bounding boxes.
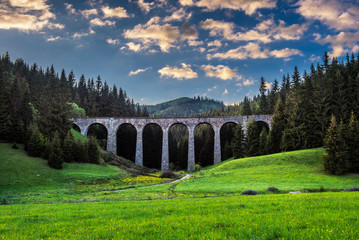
[1,0,359,105]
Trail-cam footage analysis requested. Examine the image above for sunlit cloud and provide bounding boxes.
[89,18,115,26]
[179,0,276,15]
[158,63,198,80]
[106,38,120,45]
[315,31,359,57]
[129,67,151,76]
[64,3,76,15]
[46,36,61,42]
[126,42,143,52]
[201,64,241,80]
[0,0,63,31]
[137,0,155,14]
[163,8,192,22]
[296,0,359,31]
[80,9,98,18]
[101,5,130,19]
[222,88,229,95]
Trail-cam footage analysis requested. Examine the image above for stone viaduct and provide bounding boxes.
[72,115,272,171]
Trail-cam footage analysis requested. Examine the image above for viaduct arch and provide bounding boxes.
[72,115,272,171]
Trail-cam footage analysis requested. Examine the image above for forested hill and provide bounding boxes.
[144,97,224,117]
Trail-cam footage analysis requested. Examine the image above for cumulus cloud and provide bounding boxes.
[315,31,359,57]
[208,40,222,47]
[163,8,192,22]
[200,18,307,43]
[80,8,98,18]
[106,38,120,45]
[187,40,203,46]
[201,64,241,80]
[72,32,89,39]
[207,42,303,60]
[296,0,359,31]
[179,0,276,15]
[222,88,229,95]
[129,67,151,76]
[126,42,143,52]
[158,63,198,80]
[243,78,254,86]
[0,0,63,31]
[101,5,130,19]
[264,81,272,89]
[137,0,155,14]
[123,19,197,52]
[90,18,115,26]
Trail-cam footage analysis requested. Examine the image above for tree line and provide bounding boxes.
[0,52,147,169]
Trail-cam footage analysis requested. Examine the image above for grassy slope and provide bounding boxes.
[176,148,359,193]
[0,144,128,195]
[1,192,358,239]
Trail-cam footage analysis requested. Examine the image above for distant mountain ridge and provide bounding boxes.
[144,97,224,117]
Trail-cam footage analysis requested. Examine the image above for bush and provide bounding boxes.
[11,143,18,149]
[194,164,202,172]
[27,124,45,157]
[267,186,279,192]
[241,190,257,195]
[159,171,178,179]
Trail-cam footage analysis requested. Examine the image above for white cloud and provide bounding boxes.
[80,9,98,18]
[158,63,198,80]
[207,85,217,92]
[208,40,222,47]
[72,32,89,39]
[270,48,303,58]
[188,40,203,46]
[123,19,197,52]
[207,42,303,60]
[137,0,155,14]
[64,3,76,15]
[309,54,321,62]
[296,0,359,31]
[315,31,359,57]
[0,0,63,31]
[126,42,142,52]
[179,0,276,15]
[102,5,130,19]
[201,64,240,80]
[106,38,120,45]
[46,36,61,42]
[129,67,151,76]
[200,18,307,43]
[264,81,272,89]
[222,88,229,95]
[90,18,115,26]
[163,8,192,22]
[243,78,254,86]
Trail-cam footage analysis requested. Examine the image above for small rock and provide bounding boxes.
[241,190,257,195]
[36,174,40,177]
[289,191,301,194]
[349,187,359,192]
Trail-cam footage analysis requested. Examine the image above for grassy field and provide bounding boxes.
[1,192,358,239]
[1,143,359,239]
[176,148,359,194]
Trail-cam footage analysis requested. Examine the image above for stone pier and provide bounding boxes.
[72,115,272,171]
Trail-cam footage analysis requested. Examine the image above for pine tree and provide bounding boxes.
[259,77,267,114]
[88,136,100,164]
[291,66,301,89]
[259,127,268,155]
[63,131,75,163]
[232,123,244,158]
[245,120,262,157]
[268,97,286,153]
[27,123,44,157]
[48,132,64,169]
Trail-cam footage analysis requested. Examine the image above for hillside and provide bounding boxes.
[176,148,359,194]
[144,97,224,117]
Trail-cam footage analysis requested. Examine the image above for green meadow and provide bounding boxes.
[1,143,359,239]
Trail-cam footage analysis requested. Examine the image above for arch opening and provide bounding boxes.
[245,120,270,157]
[169,123,189,171]
[220,122,237,161]
[117,123,136,162]
[72,123,81,133]
[143,123,163,169]
[87,123,108,150]
[194,123,214,167]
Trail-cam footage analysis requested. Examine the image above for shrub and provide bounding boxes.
[194,164,202,171]
[267,186,279,192]
[11,143,18,149]
[241,190,257,195]
[159,171,178,179]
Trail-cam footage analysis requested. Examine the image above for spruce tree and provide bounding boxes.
[245,120,261,157]
[259,127,268,155]
[232,123,244,159]
[88,136,100,164]
[63,131,75,163]
[27,123,44,157]
[48,132,64,169]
